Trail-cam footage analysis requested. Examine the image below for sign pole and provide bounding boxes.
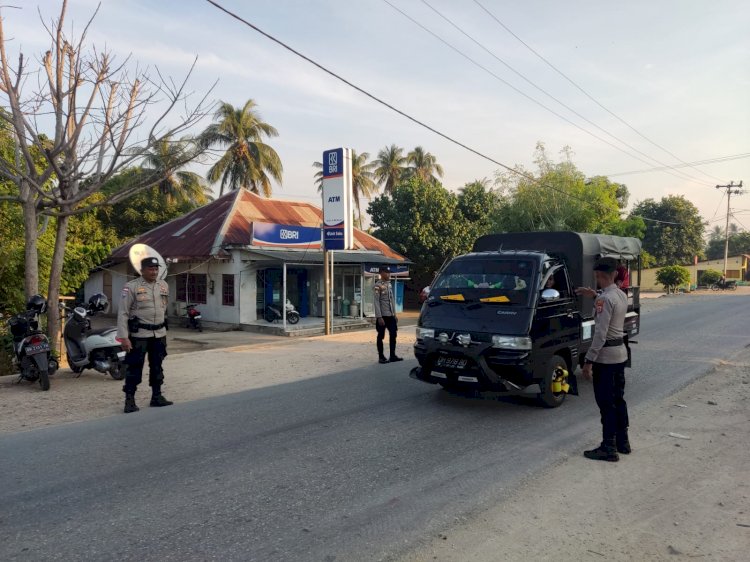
[330,250,335,328]
[282,261,287,331]
[324,251,331,335]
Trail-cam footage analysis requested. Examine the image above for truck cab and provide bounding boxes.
[411,232,642,407]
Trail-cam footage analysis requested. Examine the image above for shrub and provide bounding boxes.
[656,265,691,294]
[700,269,723,285]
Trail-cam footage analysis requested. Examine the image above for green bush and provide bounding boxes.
[656,265,691,294]
[700,269,723,285]
[0,319,15,377]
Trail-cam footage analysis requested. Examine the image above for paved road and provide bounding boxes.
[1,295,748,561]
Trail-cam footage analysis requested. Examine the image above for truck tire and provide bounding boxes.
[538,355,567,408]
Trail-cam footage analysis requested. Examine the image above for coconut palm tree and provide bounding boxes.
[200,100,283,197]
[313,150,378,226]
[374,144,407,195]
[407,146,444,183]
[139,136,212,205]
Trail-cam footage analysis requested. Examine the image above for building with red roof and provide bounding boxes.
[85,188,410,331]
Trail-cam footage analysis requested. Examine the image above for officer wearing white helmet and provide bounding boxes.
[117,256,173,413]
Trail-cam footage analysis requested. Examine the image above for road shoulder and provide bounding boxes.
[402,348,750,561]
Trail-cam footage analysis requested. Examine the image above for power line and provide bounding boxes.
[414,0,711,188]
[607,152,750,178]
[472,0,724,185]
[202,0,685,227]
[381,0,709,188]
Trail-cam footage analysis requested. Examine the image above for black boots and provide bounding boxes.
[379,356,389,364]
[616,433,632,455]
[584,439,619,462]
[124,393,139,414]
[389,356,404,362]
[150,394,174,407]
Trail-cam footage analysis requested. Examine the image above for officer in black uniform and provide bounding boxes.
[117,257,173,413]
[576,258,630,462]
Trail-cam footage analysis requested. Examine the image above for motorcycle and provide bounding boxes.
[61,293,125,380]
[183,303,203,332]
[7,295,58,391]
[711,279,737,291]
[264,300,300,324]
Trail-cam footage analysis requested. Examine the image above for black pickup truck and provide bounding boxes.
[411,232,642,407]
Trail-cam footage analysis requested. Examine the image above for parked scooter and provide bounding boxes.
[61,293,126,380]
[183,303,203,332]
[711,279,737,291]
[264,300,300,324]
[7,295,58,391]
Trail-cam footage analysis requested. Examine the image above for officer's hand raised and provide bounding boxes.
[575,287,597,298]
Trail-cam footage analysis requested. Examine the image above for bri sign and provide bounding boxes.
[252,222,322,248]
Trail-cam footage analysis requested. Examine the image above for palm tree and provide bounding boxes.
[407,146,444,183]
[313,150,378,226]
[374,144,407,195]
[200,100,283,197]
[139,136,212,205]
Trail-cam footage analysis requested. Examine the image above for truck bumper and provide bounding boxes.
[413,340,540,394]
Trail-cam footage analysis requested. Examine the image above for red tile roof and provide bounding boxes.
[110,188,407,262]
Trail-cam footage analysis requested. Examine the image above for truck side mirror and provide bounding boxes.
[541,288,561,301]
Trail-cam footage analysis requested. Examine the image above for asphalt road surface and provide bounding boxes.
[1,295,748,561]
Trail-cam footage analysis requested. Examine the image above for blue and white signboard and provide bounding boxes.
[252,222,322,248]
[322,147,353,250]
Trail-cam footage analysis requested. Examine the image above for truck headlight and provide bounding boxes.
[491,335,532,350]
[416,328,435,341]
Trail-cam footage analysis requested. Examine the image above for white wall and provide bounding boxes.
[83,272,104,303]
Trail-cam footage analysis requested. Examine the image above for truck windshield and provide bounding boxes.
[431,259,534,305]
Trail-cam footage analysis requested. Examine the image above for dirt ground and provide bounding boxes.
[0,326,416,433]
[403,348,750,562]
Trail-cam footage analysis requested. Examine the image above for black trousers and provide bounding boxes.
[592,361,629,442]
[376,316,398,358]
[123,336,167,395]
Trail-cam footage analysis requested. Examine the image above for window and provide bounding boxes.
[222,274,235,306]
[176,273,207,304]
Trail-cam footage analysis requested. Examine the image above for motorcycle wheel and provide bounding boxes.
[38,368,50,391]
[287,312,300,325]
[711,284,719,291]
[109,359,126,380]
[264,311,275,323]
[730,284,737,291]
[197,320,202,332]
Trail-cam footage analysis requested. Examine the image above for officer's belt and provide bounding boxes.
[603,338,624,347]
[138,321,166,331]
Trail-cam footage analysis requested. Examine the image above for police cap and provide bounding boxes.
[141,257,160,269]
[593,257,618,274]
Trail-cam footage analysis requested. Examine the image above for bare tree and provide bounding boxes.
[0,0,213,351]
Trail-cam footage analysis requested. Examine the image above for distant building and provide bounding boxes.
[639,254,749,291]
[84,188,410,330]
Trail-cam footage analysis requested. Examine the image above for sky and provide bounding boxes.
[5,0,750,229]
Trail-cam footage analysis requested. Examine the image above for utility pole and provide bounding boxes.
[715,181,744,277]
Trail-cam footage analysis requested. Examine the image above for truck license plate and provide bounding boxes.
[436,357,468,369]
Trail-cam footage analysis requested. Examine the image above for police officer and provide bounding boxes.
[575,258,630,462]
[118,257,173,413]
[373,265,403,364]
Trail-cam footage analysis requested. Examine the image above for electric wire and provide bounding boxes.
[202,0,686,226]
[472,0,724,184]
[415,0,711,188]
[606,152,750,178]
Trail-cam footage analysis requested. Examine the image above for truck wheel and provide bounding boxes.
[538,355,567,408]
